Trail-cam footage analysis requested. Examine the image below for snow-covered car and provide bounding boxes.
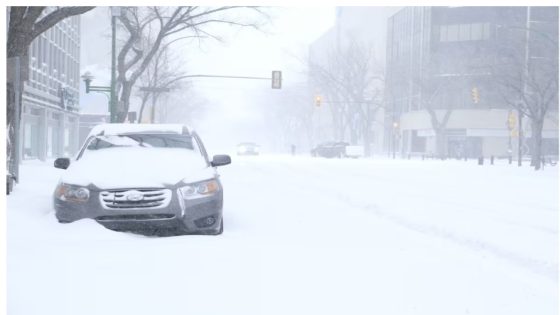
[53,124,231,236]
[311,141,349,158]
[237,142,260,156]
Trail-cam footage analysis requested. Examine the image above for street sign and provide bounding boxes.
[272,71,282,89]
[128,111,137,123]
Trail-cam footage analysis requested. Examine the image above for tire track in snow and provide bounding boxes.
[246,158,558,281]
[269,158,558,235]
[335,193,558,282]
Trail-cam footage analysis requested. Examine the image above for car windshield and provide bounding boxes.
[86,133,194,151]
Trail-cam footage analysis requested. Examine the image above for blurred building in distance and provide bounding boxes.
[385,6,559,159]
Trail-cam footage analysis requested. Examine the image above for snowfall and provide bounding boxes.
[6,155,559,315]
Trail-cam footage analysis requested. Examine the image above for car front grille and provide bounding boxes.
[99,189,172,210]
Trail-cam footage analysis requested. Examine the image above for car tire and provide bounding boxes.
[207,218,223,235]
[208,218,224,235]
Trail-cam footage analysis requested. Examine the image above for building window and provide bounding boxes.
[440,23,490,42]
[447,24,459,41]
[471,23,483,40]
[459,24,470,41]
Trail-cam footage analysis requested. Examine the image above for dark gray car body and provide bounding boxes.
[53,124,228,235]
[54,180,223,235]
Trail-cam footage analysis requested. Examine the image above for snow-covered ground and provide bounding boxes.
[7,155,558,315]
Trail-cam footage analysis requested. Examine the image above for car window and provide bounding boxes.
[82,134,195,156]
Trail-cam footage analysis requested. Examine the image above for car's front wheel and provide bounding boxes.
[217,218,223,234]
[206,218,223,235]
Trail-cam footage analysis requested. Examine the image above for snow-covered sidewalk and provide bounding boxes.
[7,156,558,315]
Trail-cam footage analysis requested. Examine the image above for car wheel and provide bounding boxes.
[207,218,223,235]
[206,218,224,235]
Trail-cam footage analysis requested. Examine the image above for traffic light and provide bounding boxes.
[271,71,282,89]
[471,87,480,104]
[507,111,516,130]
[315,95,322,107]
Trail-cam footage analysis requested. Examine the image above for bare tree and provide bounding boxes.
[309,39,385,156]
[114,6,267,122]
[267,83,317,151]
[491,8,558,170]
[7,6,94,182]
[135,39,189,123]
[404,43,489,159]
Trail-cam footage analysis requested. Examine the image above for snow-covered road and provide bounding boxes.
[7,156,558,315]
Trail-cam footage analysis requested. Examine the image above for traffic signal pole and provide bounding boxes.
[518,109,523,167]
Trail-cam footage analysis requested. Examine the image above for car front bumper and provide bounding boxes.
[54,187,223,234]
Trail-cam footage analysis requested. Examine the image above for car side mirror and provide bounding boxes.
[211,155,231,167]
[54,158,70,170]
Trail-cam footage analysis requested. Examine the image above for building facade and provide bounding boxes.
[20,8,81,160]
[385,7,559,158]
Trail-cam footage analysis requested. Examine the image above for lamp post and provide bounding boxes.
[110,6,120,123]
[392,121,399,159]
[81,7,121,123]
[81,71,111,118]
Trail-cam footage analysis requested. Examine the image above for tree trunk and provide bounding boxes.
[349,126,358,145]
[530,118,544,170]
[6,54,27,182]
[363,122,371,157]
[6,82,16,169]
[435,128,447,159]
[137,92,151,123]
[117,81,134,122]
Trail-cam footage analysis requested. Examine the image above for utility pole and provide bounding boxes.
[520,6,531,167]
[518,109,523,167]
[110,7,119,123]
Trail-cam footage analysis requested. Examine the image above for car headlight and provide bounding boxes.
[178,179,219,200]
[55,183,90,202]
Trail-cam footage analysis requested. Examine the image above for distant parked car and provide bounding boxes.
[311,141,349,158]
[237,142,260,156]
[53,124,231,236]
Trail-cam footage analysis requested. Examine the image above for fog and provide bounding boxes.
[79,7,337,154]
[78,6,558,163]
[6,6,559,315]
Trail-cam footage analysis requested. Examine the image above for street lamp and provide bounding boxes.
[80,7,121,123]
[81,71,93,93]
[81,71,112,119]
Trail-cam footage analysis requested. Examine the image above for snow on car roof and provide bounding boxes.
[88,123,191,137]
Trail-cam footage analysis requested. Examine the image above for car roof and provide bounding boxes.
[88,123,191,138]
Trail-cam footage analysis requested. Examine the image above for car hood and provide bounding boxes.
[60,147,216,190]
